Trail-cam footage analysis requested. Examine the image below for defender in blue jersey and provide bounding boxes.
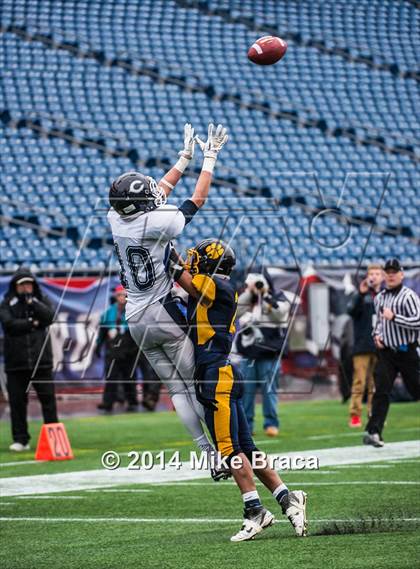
[168,239,308,542]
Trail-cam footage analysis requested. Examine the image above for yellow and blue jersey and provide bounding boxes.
[187,273,258,462]
[187,274,238,366]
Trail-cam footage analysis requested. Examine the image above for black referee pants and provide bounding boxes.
[366,345,419,436]
[6,368,58,445]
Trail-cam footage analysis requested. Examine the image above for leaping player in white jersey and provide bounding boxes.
[107,123,229,479]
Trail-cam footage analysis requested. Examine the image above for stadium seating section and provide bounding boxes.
[0,0,418,271]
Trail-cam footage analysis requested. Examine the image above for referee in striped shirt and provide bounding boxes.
[364,259,420,447]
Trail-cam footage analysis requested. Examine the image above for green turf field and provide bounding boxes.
[1,400,419,569]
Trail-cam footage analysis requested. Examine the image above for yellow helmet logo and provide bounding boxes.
[205,242,224,260]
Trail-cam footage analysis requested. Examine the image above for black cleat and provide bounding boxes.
[211,466,232,482]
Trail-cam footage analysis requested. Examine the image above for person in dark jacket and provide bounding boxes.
[96,285,139,412]
[0,268,58,451]
[236,273,290,436]
[346,264,383,428]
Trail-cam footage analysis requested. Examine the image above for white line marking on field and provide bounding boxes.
[85,489,152,493]
[253,439,285,445]
[388,459,420,464]
[252,428,420,445]
[120,448,177,456]
[290,470,340,474]
[290,481,420,486]
[0,516,419,524]
[307,427,420,440]
[1,440,418,497]
[0,449,180,469]
[0,461,41,468]
[150,482,234,486]
[15,496,84,500]
[333,464,394,469]
[149,481,419,487]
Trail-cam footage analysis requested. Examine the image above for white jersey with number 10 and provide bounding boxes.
[107,205,186,320]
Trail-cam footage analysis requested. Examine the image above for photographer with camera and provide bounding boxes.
[0,268,58,451]
[236,273,290,436]
[346,264,383,428]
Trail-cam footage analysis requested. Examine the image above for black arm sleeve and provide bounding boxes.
[179,199,199,225]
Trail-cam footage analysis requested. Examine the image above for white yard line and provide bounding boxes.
[120,447,178,455]
[301,470,339,474]
[285,481,420,486]
[0,516,419,524]
[2,481,416,493]
[85,489,152,493]
[252,439,288,445]
[0,448,180,469]
[16,496,84,500]
[1,440,419,497]
[388,459,420,464]
[333,464,394,469]
[149,481,419,486]
[307,427,420,441]
[0,460,42,468]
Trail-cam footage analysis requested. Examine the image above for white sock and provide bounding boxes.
[273,483,289,504]
[242,490,262,510]
[243,490,260,504]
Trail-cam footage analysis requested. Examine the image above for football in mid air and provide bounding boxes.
[247,36,288,65]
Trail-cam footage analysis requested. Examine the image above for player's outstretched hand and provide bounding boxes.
[195,123,228,159]
[178,123,196,160]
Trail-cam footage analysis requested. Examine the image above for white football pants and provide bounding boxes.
[128,294,207,439]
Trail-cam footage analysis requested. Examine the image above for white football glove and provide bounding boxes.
[178,123,195,160]
[195,123,229,159]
